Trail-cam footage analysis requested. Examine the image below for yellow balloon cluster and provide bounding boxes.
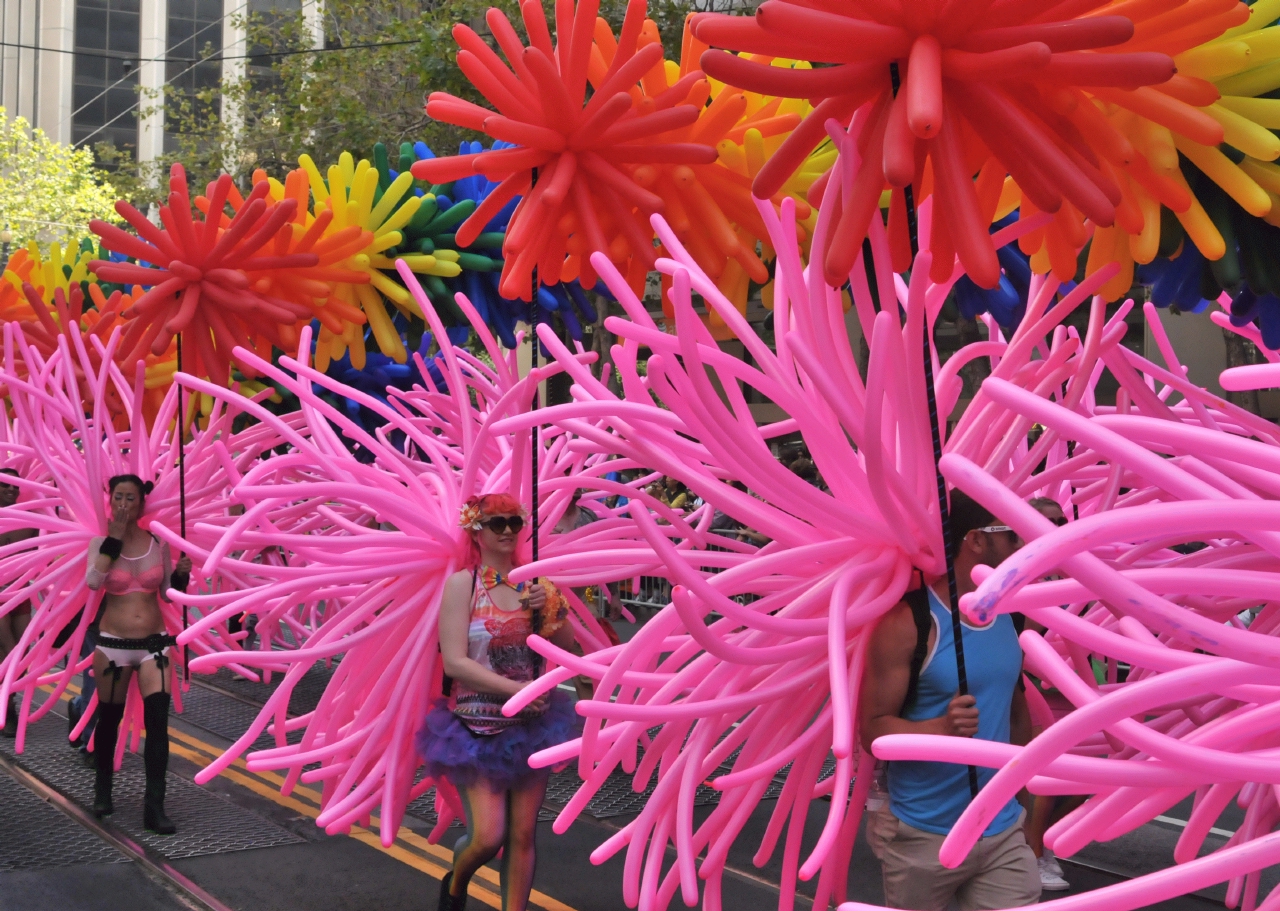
[227,153,462,371]
[295,153,462,368]
[0,238,98,319]
[1008,0,1280,298]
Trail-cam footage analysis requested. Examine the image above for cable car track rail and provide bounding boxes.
[0,750,235,911]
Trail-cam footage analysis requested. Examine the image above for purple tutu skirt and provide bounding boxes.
[415,691,577,790]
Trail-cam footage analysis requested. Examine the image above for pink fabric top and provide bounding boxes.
[87,535,173,601]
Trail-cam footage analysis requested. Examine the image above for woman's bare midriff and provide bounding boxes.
[99,592,165,639]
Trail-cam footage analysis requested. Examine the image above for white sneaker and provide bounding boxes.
[1038,854,1070,891]
[1044,851,1065,878]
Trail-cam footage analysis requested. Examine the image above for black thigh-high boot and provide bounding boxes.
[142,692,176,834]
[93,701,125,817]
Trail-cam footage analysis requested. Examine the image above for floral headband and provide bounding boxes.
[458,502,485,532]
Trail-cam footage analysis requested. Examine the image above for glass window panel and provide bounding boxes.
[167,16,193,46]
[192,33,220,57]
[74,56,108,87]
[106,57,138,82]
[105,86,137,120]
[108,12,139,53]
[72,83,98,110]
[75,8,108,48]
[192,30,220,57]
[106,126,136,149]
[72,89,106,124]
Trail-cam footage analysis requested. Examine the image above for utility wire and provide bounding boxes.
[0,41,193,62]
[74,37,424,148]
[219,38,421,59]
[3,35,419,64]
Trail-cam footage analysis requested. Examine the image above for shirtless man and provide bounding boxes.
[0,469,38,736]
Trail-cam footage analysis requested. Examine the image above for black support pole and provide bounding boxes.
[529,273,544,678]
[889,62,978,798]
[530,278,540,565]
[176,335,189,685]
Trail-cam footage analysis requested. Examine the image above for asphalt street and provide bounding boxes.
[0,639,1251,911]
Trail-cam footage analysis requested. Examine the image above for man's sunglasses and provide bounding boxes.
[978,524,1016,535]
[483,516,525,534]
[978,516,1067,536]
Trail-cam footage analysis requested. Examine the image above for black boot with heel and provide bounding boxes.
[93,701,125,818]
[142,692,176,834]
[437,871,468,911]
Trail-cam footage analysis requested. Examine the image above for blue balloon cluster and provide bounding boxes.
[1228,287,1280,349]
[1139,247,1214,314]
[1138,249,1280,349]
[313,325,466,448]
[950,214,1033,330]
[1133,159,1280,350]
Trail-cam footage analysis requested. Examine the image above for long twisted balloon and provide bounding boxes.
[171,267,694,843]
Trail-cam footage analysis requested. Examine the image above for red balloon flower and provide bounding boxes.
[694,0,1184,287]
[413,0,719,300]
[90,164,318,387]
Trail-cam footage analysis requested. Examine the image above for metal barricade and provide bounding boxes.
[618,529,760,614]
[619,574,673,612]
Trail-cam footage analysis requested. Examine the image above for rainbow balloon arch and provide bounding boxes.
[4,1,1280,909]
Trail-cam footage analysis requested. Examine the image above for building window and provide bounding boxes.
[165,0,223,151]
[73,0,141,152]
[246,0,301,92]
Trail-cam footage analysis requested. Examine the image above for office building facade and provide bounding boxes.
[0,0,318,158]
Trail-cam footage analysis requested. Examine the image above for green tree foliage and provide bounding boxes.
[98,0,736,206]
[0,108,118,247]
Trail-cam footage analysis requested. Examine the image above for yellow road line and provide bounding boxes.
[44,683,574,911]
[166,731,510,903]
[163,739,503,909]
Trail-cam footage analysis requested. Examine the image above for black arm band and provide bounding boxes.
[170,571,190,592]
[99,537,124,559]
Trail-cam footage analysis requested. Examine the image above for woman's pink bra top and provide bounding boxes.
[103,539,166,595]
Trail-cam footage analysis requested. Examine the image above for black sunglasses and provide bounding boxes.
[483,516,525,534]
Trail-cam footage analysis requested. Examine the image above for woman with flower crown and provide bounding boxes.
[418,492,578,911]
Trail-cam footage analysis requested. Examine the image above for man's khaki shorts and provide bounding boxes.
[866,806,1041,910]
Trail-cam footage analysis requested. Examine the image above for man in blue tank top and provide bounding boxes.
[859,491,1040,909]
